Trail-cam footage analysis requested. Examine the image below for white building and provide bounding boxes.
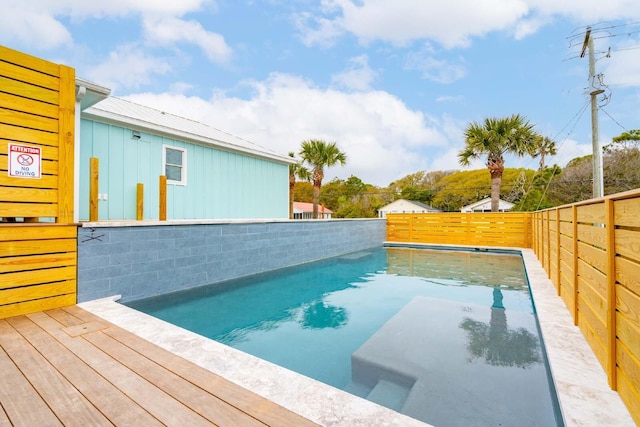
[461,197,515,213]
[377,199,440,218]
[293,202,333,219]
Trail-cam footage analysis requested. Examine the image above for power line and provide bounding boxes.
[599,106,627,131]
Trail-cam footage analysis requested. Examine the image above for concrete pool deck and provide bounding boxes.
[79,247,635,426]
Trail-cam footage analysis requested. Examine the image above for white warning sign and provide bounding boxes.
[8,143,41,179]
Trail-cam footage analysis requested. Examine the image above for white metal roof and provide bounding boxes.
[82,96,294,164]
[461,197,515,212]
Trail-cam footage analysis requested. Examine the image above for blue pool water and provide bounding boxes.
[128,246,563,426]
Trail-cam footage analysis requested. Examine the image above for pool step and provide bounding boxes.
[366,379,412,412]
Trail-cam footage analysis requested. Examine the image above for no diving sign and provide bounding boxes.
[8,143,41,179]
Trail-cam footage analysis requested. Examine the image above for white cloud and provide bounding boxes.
[296,0,640,49]
[513,17,547,40]
[143,16,232,63]
[552,137,592,167]
[524,0,639,22]
[293,12,345,48]
[169,81,195,94]
[0,2,72,49]
[330,55,379,91]
[404,51,466,84]
[0,0,219,55]
[125,73,451,186]
[601,37,640,87]
[435,95,464,103]
[86,44,173,91]
[298,0,531,48]
[38,0,210,19]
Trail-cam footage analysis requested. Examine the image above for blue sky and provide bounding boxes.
[2,0,640,186]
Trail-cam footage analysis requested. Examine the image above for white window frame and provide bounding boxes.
[162,145,187,186]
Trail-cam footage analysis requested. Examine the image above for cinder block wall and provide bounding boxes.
[78,220,386,302]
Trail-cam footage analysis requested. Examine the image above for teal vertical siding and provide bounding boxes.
[79,119,289,221]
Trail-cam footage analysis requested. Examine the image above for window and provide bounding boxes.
[163,145,187,185]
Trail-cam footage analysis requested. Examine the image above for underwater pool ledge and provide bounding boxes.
[79,246,635,427]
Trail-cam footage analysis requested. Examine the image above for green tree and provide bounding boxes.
[547,156,592,205]
[458,115,541,212]
[288,152,310,219]
[321,176,382,218]
[319,178,345,212]
[611,129,640,147]
[547,147,640,205]
[530,136,557,171]
[293,182,313,203]
[515,166,560,211]
[430,168,531,211]
[388,171,434,203]
[299,139,347,219]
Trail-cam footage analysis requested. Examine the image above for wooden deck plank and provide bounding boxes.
[15,313,164,427]
[46,306,86,327]
[26,311,216,427]
[83,328,266,427]
[96,320,318,426]
[64,306,319,427]
[62,319,108,337]
[0,318,110,427]
[1,306,318,426]
[0,324,62,427]
[0,405,12,427]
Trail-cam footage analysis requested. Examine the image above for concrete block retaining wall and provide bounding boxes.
[78,219,386,303]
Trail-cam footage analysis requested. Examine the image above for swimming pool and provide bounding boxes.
[128,246,563,426]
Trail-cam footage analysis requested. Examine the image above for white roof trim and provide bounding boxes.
[83,97,295,165]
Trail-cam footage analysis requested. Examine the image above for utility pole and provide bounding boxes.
[581,26,604,198]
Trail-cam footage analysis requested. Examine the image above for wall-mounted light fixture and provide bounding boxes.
[132,130,141,140]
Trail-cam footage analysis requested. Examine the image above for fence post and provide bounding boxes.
[159,175,167,221]
[89,157,99,222]
[409,215,414,242]
[572,205,579,325]
[136,183,144,220]
[555,208,561,294]
[605,197,617,390]
[546,210,551,273]
[57,65,75,224]
[532,213,536,254]
[465,213,471,244]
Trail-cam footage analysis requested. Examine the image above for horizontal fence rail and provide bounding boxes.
[386,212,532,248]
[0,224,77,319]
[533,188,640,425]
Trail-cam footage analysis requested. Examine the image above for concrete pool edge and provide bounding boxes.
[79,245,635,426]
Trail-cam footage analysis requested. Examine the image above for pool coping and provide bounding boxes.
[79,245,635,427]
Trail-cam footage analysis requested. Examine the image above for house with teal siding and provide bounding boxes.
[75,81,292,221]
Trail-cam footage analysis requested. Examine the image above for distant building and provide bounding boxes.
[461,197,514,213]
[293,202,333,219]
[377,199,441,218]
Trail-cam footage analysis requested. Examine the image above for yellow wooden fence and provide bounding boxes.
[386,212,532,248]
[0,46,77,319]
[533,188,640,424]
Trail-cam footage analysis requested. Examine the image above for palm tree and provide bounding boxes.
[531,136,557,171]
[288,152,310,219]
[299,139,347,219]
[458,115,541,212]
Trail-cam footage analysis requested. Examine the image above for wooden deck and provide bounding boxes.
[0,306,318,427]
